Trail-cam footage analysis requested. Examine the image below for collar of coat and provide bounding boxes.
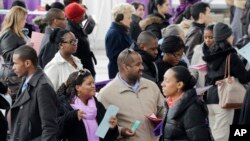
[53,52,82,66]
[166,88,200,119]
[113,75,148,94]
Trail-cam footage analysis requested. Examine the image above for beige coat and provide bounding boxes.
[97,75,165,141]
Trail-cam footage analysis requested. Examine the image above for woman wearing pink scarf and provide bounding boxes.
[57,69,119,141]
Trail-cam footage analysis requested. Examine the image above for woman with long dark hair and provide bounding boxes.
[140,0,171,39]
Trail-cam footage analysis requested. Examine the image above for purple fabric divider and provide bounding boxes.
[1,0,41,31]
[95,79,112,92]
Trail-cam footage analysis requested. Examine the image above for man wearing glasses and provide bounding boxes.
[98,48,164,141]
[39,8,67,51]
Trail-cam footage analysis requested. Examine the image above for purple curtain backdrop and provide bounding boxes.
[1,0,42,30]
[4,0,41,10]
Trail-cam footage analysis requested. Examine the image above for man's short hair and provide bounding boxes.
[137,31,157,46]
[44,8,64,25]
[14,45,38,66]
[117,48,140,71]
[191,2,210,21]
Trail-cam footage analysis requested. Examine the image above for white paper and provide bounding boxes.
[237,42,250,63]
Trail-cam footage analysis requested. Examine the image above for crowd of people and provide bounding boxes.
[0,0,250,141]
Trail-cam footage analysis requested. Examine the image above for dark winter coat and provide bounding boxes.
[38,42,58,68]
[57,95,119,141]
[39,26,53,51]
[162,89,213,141]
[203,47,250,104]
[0,29,26,77]
[67,20,96,77]
[129,14,142,42]
[185,22,205,61]
[0,94,9,141]
[10,69,58,141]
[131,42,158,83]
[140,13,170,39]
[105,22,132,79]
[239,86,250,124]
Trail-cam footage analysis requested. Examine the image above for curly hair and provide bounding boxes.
[57,69,92,103]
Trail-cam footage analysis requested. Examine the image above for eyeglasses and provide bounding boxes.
[75,69,91,80]
[172,52,183,59]
[62,39,78,46]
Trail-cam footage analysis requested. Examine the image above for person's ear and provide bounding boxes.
[199,13,204,20]
[75,85,80,92]
[177,81,184,90]
[24,60,31,67]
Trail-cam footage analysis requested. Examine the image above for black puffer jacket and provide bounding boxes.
[162,89,213,141]
[203,47,250,104]
[140,12,170,39]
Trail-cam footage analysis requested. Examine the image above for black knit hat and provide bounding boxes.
[160,35,185,53]
[214,22,232,42]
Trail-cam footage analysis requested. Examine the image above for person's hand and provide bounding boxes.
[26,41,34,47]
[121,127,135,137]
[77,110,85,121]
[109,116,117,128]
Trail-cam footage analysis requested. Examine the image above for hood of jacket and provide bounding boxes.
[139,12,171,31]
[130,42,156,62]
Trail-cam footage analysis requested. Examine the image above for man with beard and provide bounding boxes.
[131,31,159,84]
[97,49,164,141]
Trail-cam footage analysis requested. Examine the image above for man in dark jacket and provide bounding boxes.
[131,31,159,84]
[65,3,96,77]
[39,8,67,51]
[185,2,211,61]
[10,45,58,141]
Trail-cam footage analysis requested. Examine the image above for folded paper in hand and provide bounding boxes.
[189,63,207,74]
[195,85,213,95]
[145,113,162,124]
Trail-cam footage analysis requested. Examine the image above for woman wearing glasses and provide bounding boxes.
[57,69,119,141]
[156,36,187,89]
[44,28,83,91]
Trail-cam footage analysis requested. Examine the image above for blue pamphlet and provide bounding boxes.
[95,105,119,138]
